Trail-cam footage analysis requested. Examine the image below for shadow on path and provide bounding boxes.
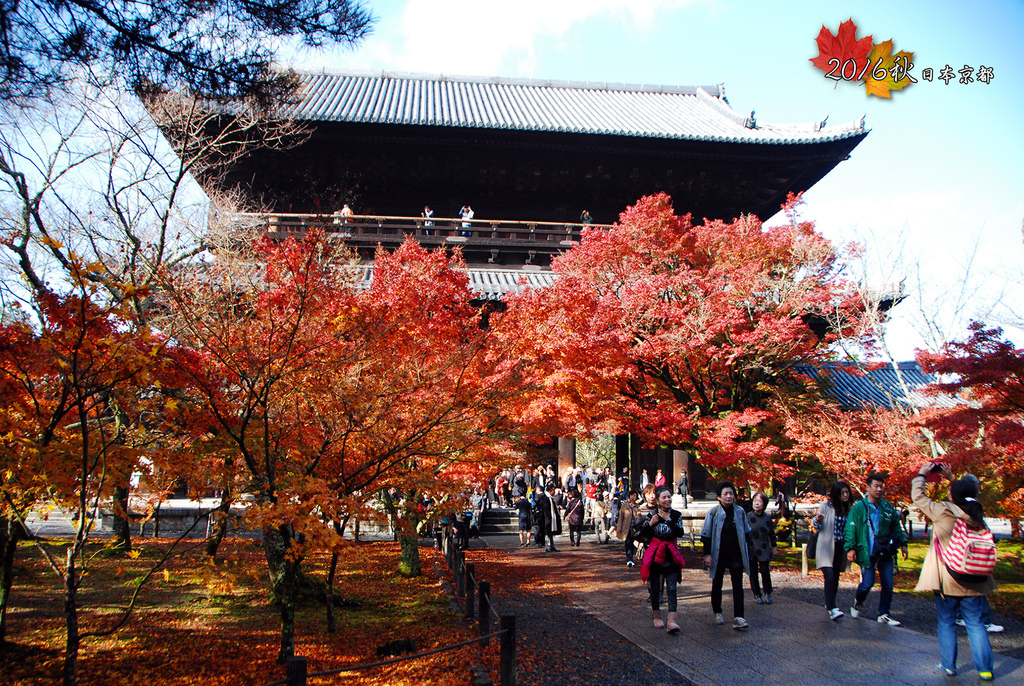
[477,534,1023,686]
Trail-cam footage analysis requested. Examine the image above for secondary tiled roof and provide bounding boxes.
[356,266,557,300]
[277,69,867,145]
[798,361,957,410]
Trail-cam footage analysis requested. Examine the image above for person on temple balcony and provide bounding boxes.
[459,204,474,236]
[579,209,593,225]
[421,205,434,235]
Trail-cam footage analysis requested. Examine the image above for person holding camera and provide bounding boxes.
[912,463,996,680]
[845,472,908,625]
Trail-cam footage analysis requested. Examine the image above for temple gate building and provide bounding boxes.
[184,69,870,497]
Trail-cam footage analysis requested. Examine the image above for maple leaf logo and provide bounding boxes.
[810,18,873,79]
[863,39,915,98]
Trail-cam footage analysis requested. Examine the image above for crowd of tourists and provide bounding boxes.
[468,461,1004,680]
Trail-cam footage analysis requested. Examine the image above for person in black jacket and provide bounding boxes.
[534,483,562,552]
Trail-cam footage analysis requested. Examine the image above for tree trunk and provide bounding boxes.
[325,518,346,633]
[111,484,131,551]
[397,529,421,578]
[62,546,79,686]
[0,516,26,650]
[262,524,289,602]
[277,554,297,664]
[204,487,233,560]
[326,550,339,633]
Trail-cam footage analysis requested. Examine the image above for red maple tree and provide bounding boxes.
[502,193,869,486]
[918,322,1024,534]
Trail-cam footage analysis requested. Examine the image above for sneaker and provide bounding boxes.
[979,671,994,681]
[755,595,764,605]
[850,603,863,618]
[764,593,772,605]
[714,613,724,625]
[829,608,845,621]
[733,617,750,631]
[877,614,901,626]
[986,623,1005,633]
[626,560,635,568]
[936,664,956,677]
[955,618,967,627]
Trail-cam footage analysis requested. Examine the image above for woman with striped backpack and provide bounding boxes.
[912,462,996,681]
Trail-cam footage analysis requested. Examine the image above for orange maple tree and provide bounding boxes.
[162,233,530,661]
[0,266,185,685]
[501,193,870,486]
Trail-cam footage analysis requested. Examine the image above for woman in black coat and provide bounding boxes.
[564,488,585,547]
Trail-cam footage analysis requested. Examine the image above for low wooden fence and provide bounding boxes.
[263,525,515,686]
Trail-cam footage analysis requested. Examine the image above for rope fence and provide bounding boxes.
[263,522,515,686]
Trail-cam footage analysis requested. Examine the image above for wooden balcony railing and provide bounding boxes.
[238,213,609,248]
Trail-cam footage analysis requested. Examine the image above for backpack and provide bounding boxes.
[938,519,997,584]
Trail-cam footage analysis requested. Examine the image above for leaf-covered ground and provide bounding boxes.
[0,540,477,685]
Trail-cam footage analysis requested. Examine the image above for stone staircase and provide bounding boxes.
[479,505,601,536]
[479,506,520,535]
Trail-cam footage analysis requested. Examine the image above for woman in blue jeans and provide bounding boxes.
[636,486,687,633]
[911,463,996,681]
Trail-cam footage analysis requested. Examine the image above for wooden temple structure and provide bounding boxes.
[184,69,870,497]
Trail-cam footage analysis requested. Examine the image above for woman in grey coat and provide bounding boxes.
[700,481,751,630]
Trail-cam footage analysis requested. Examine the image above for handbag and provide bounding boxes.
[807,530,819,560]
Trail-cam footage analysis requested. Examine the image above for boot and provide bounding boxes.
[666,612,680,634]
[652,611,664,629]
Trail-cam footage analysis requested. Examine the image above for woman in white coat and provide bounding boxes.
[813,481,852,620]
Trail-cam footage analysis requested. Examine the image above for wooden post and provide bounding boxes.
[445,527,453,570]
[500,615,516,686]
[456,550,466,598]
[466,563,476,618]
[286,656,307,686]
[479,581,491,646]
[801,543,808,577]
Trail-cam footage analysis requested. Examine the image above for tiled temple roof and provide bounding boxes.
[356,265,557,300]
[277,69,867,145]
[798,361,957,410]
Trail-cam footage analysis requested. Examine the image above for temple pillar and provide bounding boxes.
[673,449,691,499]
[557,438,576,478]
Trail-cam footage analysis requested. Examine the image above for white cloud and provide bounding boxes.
[309,0,702,77]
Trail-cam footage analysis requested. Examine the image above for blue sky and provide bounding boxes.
[297,0,1024,359]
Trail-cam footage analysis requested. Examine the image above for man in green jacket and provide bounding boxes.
[845,472,908,626]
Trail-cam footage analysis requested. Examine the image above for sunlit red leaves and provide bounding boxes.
[163,232,530,554]
[503,193,866,480]
[810,19,872,80]
[918,322,1024,530]
[786,402,931,500]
